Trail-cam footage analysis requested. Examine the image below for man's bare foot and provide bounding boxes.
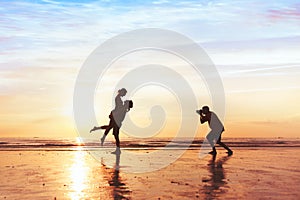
[111,147,121,154]
[100,137,105,146]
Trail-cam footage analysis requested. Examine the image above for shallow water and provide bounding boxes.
[1,137,299,150]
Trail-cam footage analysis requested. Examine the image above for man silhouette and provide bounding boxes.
[197,106,233,156]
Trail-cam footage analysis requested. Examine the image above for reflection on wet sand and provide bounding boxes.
[203,155,231,199]
[69,148,89,200]
[102,152,131,200]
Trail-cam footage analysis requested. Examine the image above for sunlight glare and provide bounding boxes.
[69,150,88,200]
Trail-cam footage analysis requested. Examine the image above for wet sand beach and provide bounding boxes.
[0,139,299,199]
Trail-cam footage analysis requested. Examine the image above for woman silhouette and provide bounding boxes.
[90,88,133,153]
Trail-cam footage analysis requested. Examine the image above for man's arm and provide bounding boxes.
[198,110,208,124]
[200,115,209,124]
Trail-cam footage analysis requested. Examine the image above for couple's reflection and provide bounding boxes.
[203,154,231,199]
[101,152,131,200]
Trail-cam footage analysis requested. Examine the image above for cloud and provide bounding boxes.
[218,63,300,78]
[249,120,280,126]
[247,112,300,126]
[0,66,77,97]
[0,0,300,137]
[1,0,300,50]
[227,86,300,94]
[267,3,300,22]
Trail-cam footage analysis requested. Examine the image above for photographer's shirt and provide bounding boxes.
[201,112,224,132]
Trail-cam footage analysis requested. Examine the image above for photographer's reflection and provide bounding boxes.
[203,154,231,199]
[102,152,131,200]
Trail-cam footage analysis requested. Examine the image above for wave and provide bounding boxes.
[0,137,299,151]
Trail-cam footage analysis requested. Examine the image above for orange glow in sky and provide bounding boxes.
[1,0,299,138]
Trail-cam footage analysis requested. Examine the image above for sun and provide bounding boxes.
[75,137,83,146]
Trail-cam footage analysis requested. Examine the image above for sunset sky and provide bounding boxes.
[1,0,300,138]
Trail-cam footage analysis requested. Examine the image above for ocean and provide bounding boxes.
[1,137,299,151]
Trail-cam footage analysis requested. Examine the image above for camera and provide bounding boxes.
[196,109,202,115]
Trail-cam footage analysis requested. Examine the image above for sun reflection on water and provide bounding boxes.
[69,148,88,200]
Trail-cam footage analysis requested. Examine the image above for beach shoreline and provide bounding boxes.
[1,140,300,199]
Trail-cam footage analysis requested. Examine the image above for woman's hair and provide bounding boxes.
[118,88,127,94]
